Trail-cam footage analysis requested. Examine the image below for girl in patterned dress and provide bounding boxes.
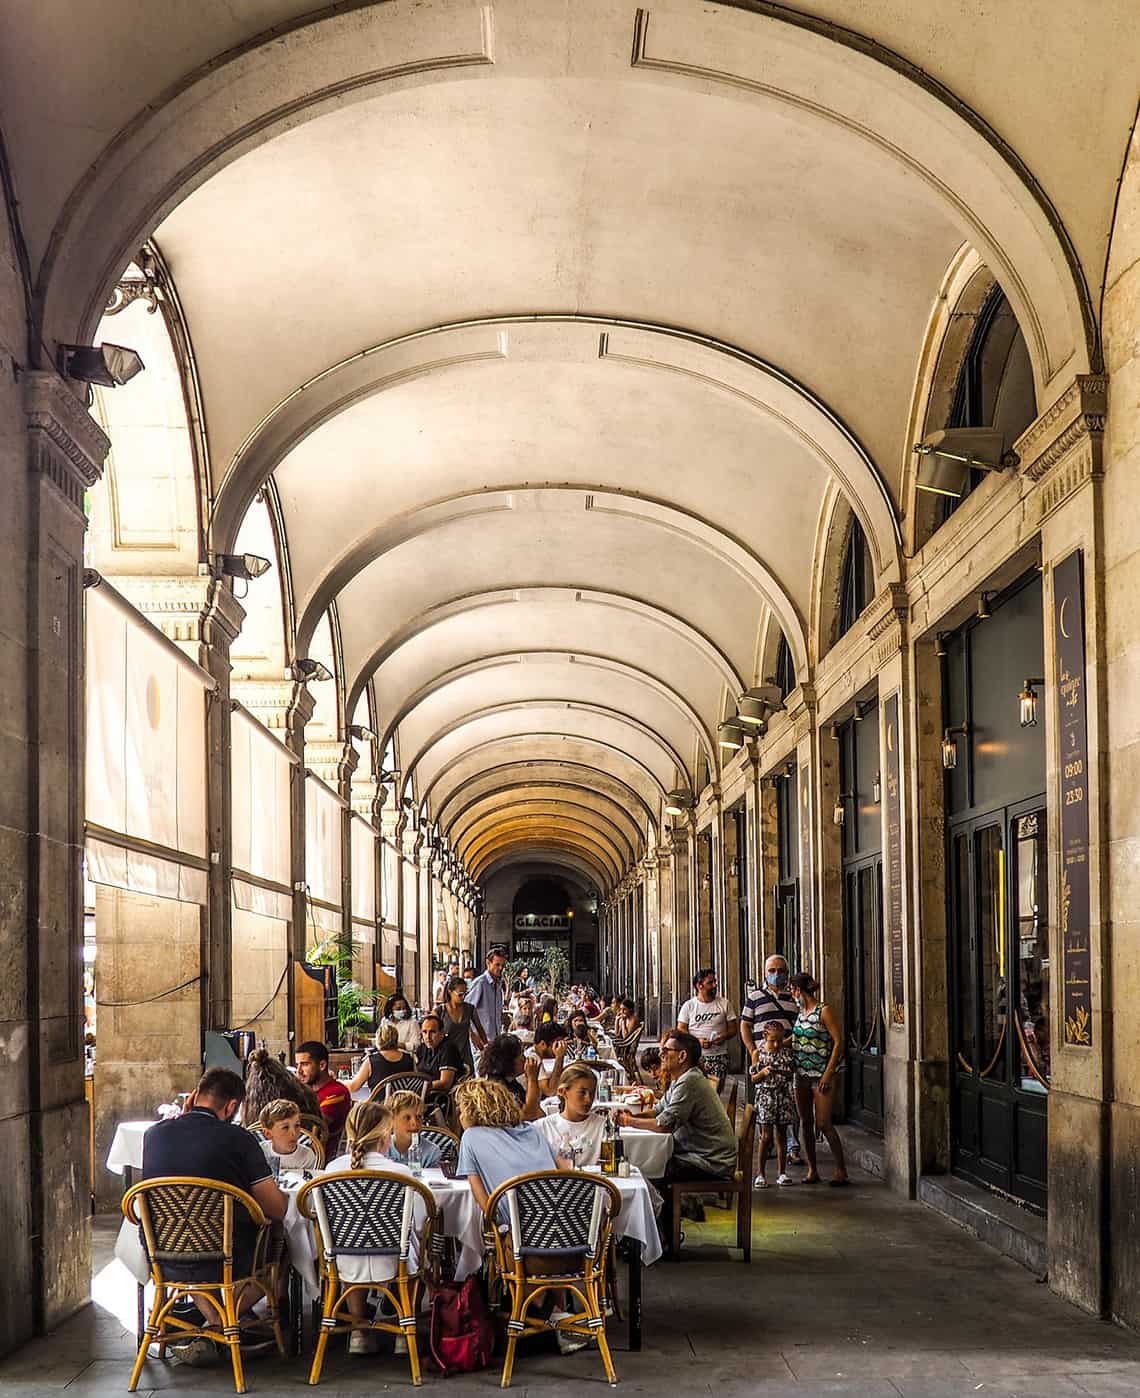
[791,973,849,1187]
[749,1025,798,1187]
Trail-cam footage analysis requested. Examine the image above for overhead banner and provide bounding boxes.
[1054,550,1092,1047]
[883,694,905,1023]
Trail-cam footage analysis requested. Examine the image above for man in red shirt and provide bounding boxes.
[295,1041,352,1155]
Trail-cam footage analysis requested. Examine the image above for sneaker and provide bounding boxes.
[753,1175,768,1189]
[348,1331,379,1355]
[169,1338,218,1368]
[776,1173,797,1186]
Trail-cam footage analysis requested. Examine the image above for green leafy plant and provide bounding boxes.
[309,927,378,1045]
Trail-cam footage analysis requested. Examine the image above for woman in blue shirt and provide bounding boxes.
[454,1079,585,1353]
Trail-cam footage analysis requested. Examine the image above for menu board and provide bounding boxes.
[884,693,905,1023]
[1054,550,1092,1047]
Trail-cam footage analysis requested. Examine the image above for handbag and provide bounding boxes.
[428,1276,495,1375]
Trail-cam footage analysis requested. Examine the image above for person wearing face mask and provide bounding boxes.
[740,954,803,1165]
[378,992,422,1053]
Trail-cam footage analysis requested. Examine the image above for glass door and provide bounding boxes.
[948,803,1048,1208]
[843,858,884,1132]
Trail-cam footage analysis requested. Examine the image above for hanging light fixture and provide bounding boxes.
[1019,677,1044,728]
[736,684,783,727]
[942,723,968,770]
[717,718,747,751]
[934,632,949,658]
[664,788,694,816]
[977,592,994,620]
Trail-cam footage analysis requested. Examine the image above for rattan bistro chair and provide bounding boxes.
[297,1169,439,1387]
[247,1124,326,1168]
[610,1026,643,1081]
[484,1169,622,1389]
[417,1126,460,1169]
[298,1113,329,1150]
[369,1073,430,1104]
[122,1176,283,1394]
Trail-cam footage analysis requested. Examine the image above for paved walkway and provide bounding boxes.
[3,1164,1139,1397]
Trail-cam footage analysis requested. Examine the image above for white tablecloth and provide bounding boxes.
[285,1165,662,1298]
[106,1121,159,1175]
[619,1128,673,1178]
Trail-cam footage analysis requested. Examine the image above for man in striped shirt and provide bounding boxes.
[740,954,802,1165]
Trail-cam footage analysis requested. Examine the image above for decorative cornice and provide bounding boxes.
[865,583,909,641]
[1016,374,1106,484]
[24,371,109,515]
[112,575,246,654]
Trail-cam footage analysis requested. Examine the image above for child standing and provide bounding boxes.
[384,1090,443,1169]
[750,1024,798,1188]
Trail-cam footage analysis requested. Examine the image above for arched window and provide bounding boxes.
[939,286,1036,523]
[837,515,872,639]
[775,633,796,700]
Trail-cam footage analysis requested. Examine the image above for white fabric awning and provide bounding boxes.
[233,876,292,922]
[351,814,376,924]
[85,835,208,905]
[231,704,294,889]
[305,773,344,909]
[86,579,211,866]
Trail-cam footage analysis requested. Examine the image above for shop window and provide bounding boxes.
[938,286,1037,524]
[775,633,796,700]
[836,515,872,640]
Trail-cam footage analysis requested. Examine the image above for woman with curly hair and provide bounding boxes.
[242,1046,320,1125]
[454,1080,583,1353]
[479,1032,543,1121]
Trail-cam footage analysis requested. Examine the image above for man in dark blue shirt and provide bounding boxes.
[142,1067,286,1285]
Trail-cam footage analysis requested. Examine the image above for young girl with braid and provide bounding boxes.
[321,1100,428,1355]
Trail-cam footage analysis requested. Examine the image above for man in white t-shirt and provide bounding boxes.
[677,968,738,1084]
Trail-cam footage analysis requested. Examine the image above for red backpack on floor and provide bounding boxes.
[429,1277,495,1375]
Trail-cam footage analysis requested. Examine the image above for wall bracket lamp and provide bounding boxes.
[913,428,1019,498]
[214,552,271,581]
[57,341,145,388]
[1019,677,1045,728]
[832,792,854,826]
[717,718,748,751]
[664,788,694,816]
[942,723,969,770]
[349,723,377,743]
[290,658,333,683]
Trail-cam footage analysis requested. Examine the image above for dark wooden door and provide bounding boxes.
[948,803,1049,1209]
[844,858,884,1133]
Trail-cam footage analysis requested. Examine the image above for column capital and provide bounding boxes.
[24,371,109,518]
[1015,373,1106,517]
[307,737,358,792]
[112,575,246,662]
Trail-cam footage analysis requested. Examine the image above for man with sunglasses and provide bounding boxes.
[618,1030,737,1195]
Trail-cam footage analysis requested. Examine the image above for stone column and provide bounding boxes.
[657,841,675,1026]
[12,373,109,1342]
[1016,375,1109,1315]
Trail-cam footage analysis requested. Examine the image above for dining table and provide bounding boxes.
[285,1164,661,1349]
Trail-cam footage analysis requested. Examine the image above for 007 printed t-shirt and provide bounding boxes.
[677,995,734,1052]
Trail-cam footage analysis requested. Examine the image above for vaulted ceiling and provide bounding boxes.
[5,0,1135,891]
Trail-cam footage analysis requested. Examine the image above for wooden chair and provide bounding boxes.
[297,1169,439,1387]
[123,1176,284,1394]
[484,1169,622,1389]
[717,1077,739,1121]
[610,1025,643,1081]
[369,1073,430,1104]
[668,1103,757,1263]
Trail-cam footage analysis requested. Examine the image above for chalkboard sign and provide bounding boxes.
[1053,550,1092,1047]
[884,694,905,1023]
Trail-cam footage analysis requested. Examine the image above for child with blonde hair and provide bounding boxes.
[531,1064,604,1166]
[384,1090,442,1169]
[257,1098,322,1174]
[322,1100,428,1355]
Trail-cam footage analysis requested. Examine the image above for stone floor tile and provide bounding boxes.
[1073,1371,1140,1395]
[891,1375,1089,1397]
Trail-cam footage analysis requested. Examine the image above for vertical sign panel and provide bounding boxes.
[884,694,905,1023]
[798,764,812,958]
[1054,550,1092,1046]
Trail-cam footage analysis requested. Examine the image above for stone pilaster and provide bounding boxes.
[22,372,108,1336]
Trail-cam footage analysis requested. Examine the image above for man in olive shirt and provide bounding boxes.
[618,1030,737,1181]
